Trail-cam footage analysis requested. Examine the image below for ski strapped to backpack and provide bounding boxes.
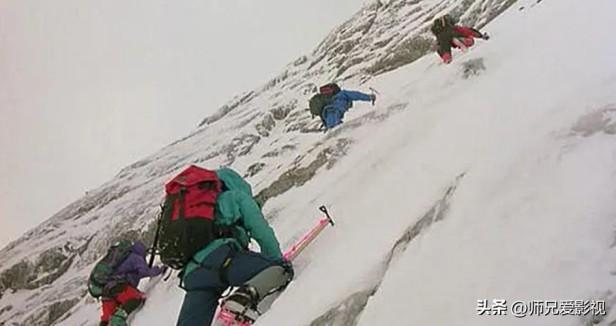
[157,165,223,270]
[216,206,336,326]
[88,239,134,298]
[308,83,341,121]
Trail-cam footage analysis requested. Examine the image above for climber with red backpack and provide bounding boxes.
[309,83,376,130]
[430,14,490,64]
[152,165,293,326]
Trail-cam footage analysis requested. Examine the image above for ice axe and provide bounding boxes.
[216,206,336,326]
[283,205,335,261]
[368,87,380,106]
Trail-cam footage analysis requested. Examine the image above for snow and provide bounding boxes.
[16,0,616,325]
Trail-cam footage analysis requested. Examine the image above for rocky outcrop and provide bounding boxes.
[255,139,352,206]
[0,247,73,294]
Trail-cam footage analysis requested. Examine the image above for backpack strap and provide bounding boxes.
[178,187,190,261]
[179,245,237,289]
[178,187,187,219]
[218,248,236,285]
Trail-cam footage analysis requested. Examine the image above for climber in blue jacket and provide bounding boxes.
[321,88,376,129]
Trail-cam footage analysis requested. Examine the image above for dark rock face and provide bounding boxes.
[256,114,276,137]
[47,298,81,325]
[255,139,352,206]
[0,260,31,293]
[199,91,256,127]
[366,36,433,76]
[0,247,73,294]
[309,289,375,326]
[571,105,616,137]
[245,162,267,178]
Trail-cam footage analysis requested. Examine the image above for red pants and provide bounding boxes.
[452,36,475,48]
[436,25,483,63]
[101,286,145,322]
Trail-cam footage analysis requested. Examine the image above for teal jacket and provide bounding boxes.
[183,168,282,278]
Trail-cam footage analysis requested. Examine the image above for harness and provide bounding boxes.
[179,239,242,290]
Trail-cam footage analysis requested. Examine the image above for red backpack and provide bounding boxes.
[157,165,223,269]
[319,83,341,95]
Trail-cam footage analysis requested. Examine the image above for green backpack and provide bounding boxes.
[309,83,341,119]
[309,93,335,118]
[87,240,134,298]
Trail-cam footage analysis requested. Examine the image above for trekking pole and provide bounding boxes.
[368,87,380,95]
[283,205,335,261]
[148,204,164,268]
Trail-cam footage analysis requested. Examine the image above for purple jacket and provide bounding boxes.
[114,241,163,288]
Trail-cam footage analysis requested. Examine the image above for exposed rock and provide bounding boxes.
[256,114,276,137]
[309,289,375,326]
[34,249,67,276]
[0,260,32,292]
[262,145,297,159]
[22,308,48,326]
[571,105,616,137]
[199,91,256,126]
[245,163,266,178]
[26,249,74,289]
[294,56,308,66]
[14,297,80,326]
[255,139,352,206]
[222,134,262,165]
[0,304,12,317]
[47,298,80,325]
[365,36,433,76]
[271,102,296,120]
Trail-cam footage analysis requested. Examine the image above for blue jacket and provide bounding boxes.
[322,90,373,128]
[114,241,163,288]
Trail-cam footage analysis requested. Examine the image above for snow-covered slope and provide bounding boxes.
[4,0,616,325]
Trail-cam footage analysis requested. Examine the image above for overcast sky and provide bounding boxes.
[0,0,366,248]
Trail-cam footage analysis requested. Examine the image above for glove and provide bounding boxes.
[370,94,377,105]
[481,32,490,40]
[277,259,295,280]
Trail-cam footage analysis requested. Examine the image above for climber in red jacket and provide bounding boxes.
[431,14,490,64]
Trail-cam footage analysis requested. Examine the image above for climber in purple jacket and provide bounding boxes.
[100,241,165,326]
[114,241,163,287]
